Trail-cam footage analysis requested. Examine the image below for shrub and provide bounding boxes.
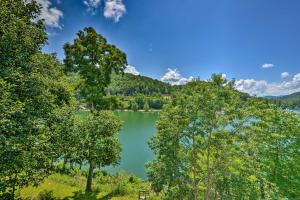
[38,190,56,200]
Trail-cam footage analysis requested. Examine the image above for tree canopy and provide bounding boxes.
[0,0,75,198]
[64,27,127,110]
[147,75,300,199]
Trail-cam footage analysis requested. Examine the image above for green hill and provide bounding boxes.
[106,73,174,110]
[266,92,300,109]
[107,73,173,96]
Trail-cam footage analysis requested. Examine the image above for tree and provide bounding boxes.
[131,101,139,112]
[240,105,300,199]
[148,75,244,199]
[0,0,47,79]
[63,27,127,192]
[63,27,127,110]
[147,74,300,199]
[0,1,75,198]
[76,111,122,192]
[144,100,150,111]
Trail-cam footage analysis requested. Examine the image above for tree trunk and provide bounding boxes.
[205,132,212,200]
[63,158,67,171]
[86,162,95,192]
[192,133,198,200]
[11,173,17,200]
[260,179,265,199]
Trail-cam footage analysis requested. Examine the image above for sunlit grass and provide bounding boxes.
[18,173,161,200]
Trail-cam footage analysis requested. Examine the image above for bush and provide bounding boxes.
[38,190,56,200]
[129,176,135,183]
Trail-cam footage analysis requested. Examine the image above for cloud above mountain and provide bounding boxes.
[124,65,140,75]
[235,73,300,96]
[161,68,194,85]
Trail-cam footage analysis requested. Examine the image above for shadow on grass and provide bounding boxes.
[63,190,99,200]
[62,190,115,200]
[98,192,114,200]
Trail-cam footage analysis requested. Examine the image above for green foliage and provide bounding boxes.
[0,0,76,198]
[131,101,139,112]
[76,111,122,167]
[72,111,123,191]
[144,100,150,111]
[38,190,57,200]
[63,27,127,110]
[108,73,172,96]
[266,91,300,109]
[106,73,173,110]
[0,0,47,79]
[147,74,300,199]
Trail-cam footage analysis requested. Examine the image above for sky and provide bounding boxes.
[37,0,300,96]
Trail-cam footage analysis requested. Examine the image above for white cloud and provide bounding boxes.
[261,63,274,68]
[33,0,63,28]
[281,72,289,78]
[235,73,300,96]
[124,65,140,75]
[221,73,227,80]
[104,0,126,22]
[83,0,101,15]
[161,68,193,85]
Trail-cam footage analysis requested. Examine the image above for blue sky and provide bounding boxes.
[38,0,300,96]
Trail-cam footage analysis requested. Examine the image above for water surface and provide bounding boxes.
[105,111,158,179]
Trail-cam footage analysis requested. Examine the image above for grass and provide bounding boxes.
[18,172,161,200]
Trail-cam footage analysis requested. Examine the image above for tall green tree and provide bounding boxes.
[63,27,127,110]
[63,27,127,192]
[0,52,75,199]
[0,1,75,198]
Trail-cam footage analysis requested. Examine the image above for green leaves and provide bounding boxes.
[63,27,127,110]
[147,75,300,199]
[75,111,122,167]
[0,1,76,196]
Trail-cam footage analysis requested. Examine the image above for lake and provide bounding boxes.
[105,111,158,179]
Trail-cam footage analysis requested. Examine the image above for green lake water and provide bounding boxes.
[105,111,158,179]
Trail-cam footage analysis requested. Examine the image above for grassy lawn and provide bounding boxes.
[18,173,160,200]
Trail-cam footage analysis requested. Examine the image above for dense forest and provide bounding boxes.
[266,92,300,109]
[107,73,300,111]
[0,0,299,200]
[105,73,174,110]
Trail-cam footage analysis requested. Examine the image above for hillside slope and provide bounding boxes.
[107,73,173,96]
[266,92,300,109]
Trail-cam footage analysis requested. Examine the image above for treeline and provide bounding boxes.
[266,92,300,109]
[105,73,173,110]
[108,73,173,96]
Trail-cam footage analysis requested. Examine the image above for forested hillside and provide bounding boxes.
[105,73,176,110]
[266,92,300,109]
[107,73,173,96]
